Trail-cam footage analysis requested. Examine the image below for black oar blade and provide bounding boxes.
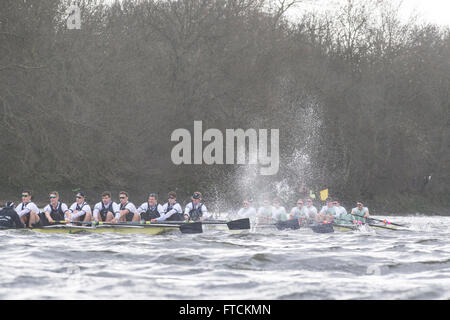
[311,224,334,233]
[275,219,300,230]
[179,222,203,234]
[226,218,250,230]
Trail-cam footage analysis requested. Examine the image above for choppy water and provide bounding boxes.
[0,215,449,299]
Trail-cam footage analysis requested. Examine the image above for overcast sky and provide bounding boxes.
[290,0,450,26]
[100,0,450,26]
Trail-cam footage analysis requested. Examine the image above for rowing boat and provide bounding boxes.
[23,224,180,235]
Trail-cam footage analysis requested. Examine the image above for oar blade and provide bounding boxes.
[179,222,203,234]
[226,218,250,230]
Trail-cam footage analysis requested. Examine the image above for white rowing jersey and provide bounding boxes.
[237,207,257,219]
[15,202,40,217]
[272,206,287,221]
[93,201,120,220]
[157,202,183,221]
[43,202,70,215]
[119,202,138,215]
[305,205,318,218]
[334,206,348,217]
[257,206,274,223]
[184,202,209,219]
[137,202,165,215]
[69,202,92,220]
[290,206,309,218]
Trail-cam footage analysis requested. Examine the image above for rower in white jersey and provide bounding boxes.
[333,200,352,223]
[257,200,275,224]
[304,198,318,222]
[351,201,370,224]
[68,191,92,222]
[151,191,183,222]
[42,191,71,225]
[137,193,164,222]
[15,190,41,227]
[92,191,120,222]
[272,199,287,222]
[289,199,309,225]
[318,198,336,223]
[237,199,257,222]
[115,191,140,222]
[184,192,209,221]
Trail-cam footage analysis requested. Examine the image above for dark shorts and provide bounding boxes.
[125,211,134,221]
[100,211,113,221]
[24,212,42,228]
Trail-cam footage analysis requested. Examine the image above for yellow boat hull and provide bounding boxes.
[31,225,178,235]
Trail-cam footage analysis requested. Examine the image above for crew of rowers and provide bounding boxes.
[0,189,370,229]
[236,198,370,226]
[0,190,209,229]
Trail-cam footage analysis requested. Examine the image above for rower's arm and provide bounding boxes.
[183,204,191,219]
[156,204,181,221]
[16,206,31,217]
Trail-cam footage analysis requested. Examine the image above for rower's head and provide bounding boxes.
[273,199,281,207]
[356,201,363,209]
[327,199,334,207]
[21,190,32,204]
[49,191,59,205]
[148,193,158,206]
[119,191,128,205]
[75,192,86,204]
[101,191,112,205]
[306,198,313,207]
[243,199,250,208]
[192,192,202,205]
[263,199,270,207]
[334,200,340,207]
[297,199,304,208]
[168,191,176,205]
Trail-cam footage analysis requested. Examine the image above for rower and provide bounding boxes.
[318,198,336,223]
[115,191,140,222]
[272,198,287,222]
[257,199,274,224]
[304,198,318,222]
[93,191,119,222]
[15,190,40,227]
[68,191,92,223]
[152,191,184,222]
[137,193,164,222]
[0,202,25,229]
[42,191,71,225]
[184,192,209,221]
[289,199,309,225]
[237,199,257,221]
[351,201,370,224]
[334,200,352,223]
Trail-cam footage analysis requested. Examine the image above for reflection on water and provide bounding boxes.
[0,216,449,299]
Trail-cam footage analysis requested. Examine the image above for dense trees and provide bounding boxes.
[1,0,449,212]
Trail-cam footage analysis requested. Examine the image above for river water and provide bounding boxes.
[0,215,449,300]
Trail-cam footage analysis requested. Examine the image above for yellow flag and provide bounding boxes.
[309,190,316,199]
[320,189,328,201]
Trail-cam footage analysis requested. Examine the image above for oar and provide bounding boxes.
[332,217,400,231]
[54,220,203,234]
[150,218,251,230]
[351,213,407,227]
[201,218,250,230]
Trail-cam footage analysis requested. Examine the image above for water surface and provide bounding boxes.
[0,215,449,299]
